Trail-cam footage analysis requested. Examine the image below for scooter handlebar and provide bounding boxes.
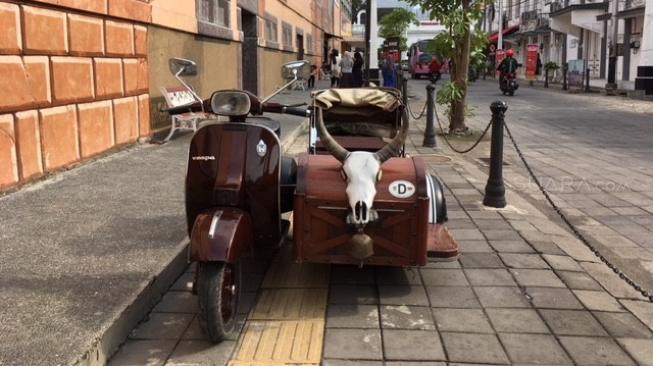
[284,106,311,117]
[161,101,207,115]
[262,102,310,117]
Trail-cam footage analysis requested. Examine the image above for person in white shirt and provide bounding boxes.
[339,51,354,88]
[329,49,341,87]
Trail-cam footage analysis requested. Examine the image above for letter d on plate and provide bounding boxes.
[389,180,415,199]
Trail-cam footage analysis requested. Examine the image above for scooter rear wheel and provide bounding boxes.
[197,261,241,343]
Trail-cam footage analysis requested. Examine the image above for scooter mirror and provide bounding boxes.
[169,58,198,77]
[210,91,251,117]
[281,60,310,80]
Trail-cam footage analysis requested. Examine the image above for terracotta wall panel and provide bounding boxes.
[123,59,138,95]
[32,0,108,15]
[78,100,114,157]
[23,56,52,107]
[95,58,124,98]
[0,2,22,54]
[39,105,79,170]
[105,20,134,56]
[0,113,18,188]
[22,5,68,55]
[134,25,148,57]
[14,110,43,180]
[108,0,151,23]
[68,14,105,56]
[113,96,138,144]
[137,94,150,137]
[0,56,35,112]
[51,56,94,103]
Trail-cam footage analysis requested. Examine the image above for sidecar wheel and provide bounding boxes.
[197,261,241,343]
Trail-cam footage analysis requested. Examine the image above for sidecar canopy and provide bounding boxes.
[310,88,405,152]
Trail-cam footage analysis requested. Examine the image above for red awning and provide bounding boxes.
[488,25,520,43]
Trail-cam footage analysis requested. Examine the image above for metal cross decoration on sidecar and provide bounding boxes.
[164,58,458,344]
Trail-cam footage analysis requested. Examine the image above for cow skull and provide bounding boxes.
[316,108,408,227]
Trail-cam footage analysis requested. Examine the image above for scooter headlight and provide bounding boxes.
[210,91,251,117]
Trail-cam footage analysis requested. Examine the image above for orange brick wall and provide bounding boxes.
[0,0,151,191]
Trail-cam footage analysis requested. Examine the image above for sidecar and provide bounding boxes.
[293,88,458,266]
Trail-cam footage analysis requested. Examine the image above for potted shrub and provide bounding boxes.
[544,61,560,88]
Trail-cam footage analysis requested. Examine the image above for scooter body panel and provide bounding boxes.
[189,207,252,262]
[185,121,282,252]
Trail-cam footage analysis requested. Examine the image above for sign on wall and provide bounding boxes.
[526,44,539,81]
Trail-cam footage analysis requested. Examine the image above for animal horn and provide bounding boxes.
[374,109,409,163]
[316,107,350,162]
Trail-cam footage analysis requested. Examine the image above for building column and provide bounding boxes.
[634,0,653,94]
[369,0,380,83]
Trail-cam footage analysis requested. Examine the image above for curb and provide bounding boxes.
[83,118,309,366]
[281,118,309,153]
[74,239,189,366]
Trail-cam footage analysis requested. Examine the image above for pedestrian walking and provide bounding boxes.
[382,54,397,89]
[352,50,364,87]
[429,56,442,84]
[329,49,341,88]
[339,51,354,88]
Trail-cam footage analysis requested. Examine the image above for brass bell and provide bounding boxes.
[350,230,374,260]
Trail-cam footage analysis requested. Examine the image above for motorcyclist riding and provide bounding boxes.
[497,49,520,87]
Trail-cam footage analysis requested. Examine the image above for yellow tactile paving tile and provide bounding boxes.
[261,260,330,289]
[250,289,327,320]
[228,363,317,366]
[231,320,325,364]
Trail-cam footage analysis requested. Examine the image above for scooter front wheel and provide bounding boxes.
[197,261,241,343]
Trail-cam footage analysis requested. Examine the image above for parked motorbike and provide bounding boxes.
[164,58,310,342]
[500,72,519,96]
[164,58,458,344]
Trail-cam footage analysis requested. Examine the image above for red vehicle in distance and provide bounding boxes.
[408,40,432,79]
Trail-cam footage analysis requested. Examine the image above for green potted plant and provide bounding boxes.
[544,61,560,88]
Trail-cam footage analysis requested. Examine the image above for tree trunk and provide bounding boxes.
[449,4,471,133]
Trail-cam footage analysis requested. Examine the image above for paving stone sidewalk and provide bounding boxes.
[412,78,653,301]
[110,84,653,365]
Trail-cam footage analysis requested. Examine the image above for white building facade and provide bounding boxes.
[484,0,652,94]
[345,0,446,60]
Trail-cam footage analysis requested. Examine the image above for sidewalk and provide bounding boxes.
[0,84,315,366]
[106,82,653,365]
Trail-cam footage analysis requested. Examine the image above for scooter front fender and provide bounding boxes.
[189,208,252,263]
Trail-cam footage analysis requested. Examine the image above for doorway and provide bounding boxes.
[241,9,258,94]
[296,34,304,60]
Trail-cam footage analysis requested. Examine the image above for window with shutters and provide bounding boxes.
[265,17,278,43]
[198,0,229,27]
[282,22,293,48]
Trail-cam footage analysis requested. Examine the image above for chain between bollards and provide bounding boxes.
[423,83,437,147]
[483,101,507,208]
[401,75,408,107]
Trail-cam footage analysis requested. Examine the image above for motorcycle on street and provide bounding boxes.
[500,72,519,96]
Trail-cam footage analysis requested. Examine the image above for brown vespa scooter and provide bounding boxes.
[165,59,311,342]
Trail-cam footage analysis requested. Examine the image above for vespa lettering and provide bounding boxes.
[192,156,216,161]
[389,180,415,199]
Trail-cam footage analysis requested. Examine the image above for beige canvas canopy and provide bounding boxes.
[314,87,402,112]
